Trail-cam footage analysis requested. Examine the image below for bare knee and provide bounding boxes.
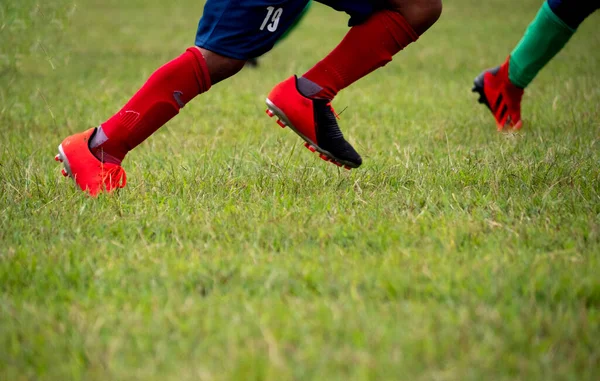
[385,0,442,35]
[196,47,246,85]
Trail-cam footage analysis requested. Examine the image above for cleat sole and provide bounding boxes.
[304,142,316,152]
[265,98,359,170]
[56,144,73,179]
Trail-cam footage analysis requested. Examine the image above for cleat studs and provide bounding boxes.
[304,143,316,152]
[319,154,330,162]
[276,119,286,128]
[266,109,274,118]
[54,154,62,162]
[333,161,342,167]
[344,165,352,170]
[61,168,68,177]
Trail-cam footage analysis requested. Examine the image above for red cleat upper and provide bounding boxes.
[267,76,318,143]
[58,128,127,196]
[481,58,524,130]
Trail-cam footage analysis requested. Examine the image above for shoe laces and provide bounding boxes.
[102,164,127,190]
[317,101,344,140]
[325,101,345,119]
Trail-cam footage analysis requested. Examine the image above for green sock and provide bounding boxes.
[509,1,576,88]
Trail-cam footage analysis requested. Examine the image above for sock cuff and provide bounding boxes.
[507,56,528,89]
[381,9,419,43]
[542,1,577,33]
[186,47,212,92]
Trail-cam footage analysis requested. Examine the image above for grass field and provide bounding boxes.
[1,0,599,380]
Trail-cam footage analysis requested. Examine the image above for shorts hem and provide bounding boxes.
[195,41,256,60]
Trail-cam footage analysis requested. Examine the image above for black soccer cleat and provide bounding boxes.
[265,76,362,169]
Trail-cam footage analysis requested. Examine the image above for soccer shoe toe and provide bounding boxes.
[321,139,362,168]
[301,144,359,170]
[513,120,523,130]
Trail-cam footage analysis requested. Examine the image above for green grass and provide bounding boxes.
[1,0,599,379]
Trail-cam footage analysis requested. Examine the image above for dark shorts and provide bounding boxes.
[547,0,600,29]
[195,0,380,60]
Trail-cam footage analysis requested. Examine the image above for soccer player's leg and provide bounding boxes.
[265,0,442,169]
[56,0,309,196]
[473,0,599,131]
[55,47,212,196]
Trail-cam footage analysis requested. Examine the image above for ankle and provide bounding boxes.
[89,127,126,165]
[90,146,124,165]
[297,76,335,100]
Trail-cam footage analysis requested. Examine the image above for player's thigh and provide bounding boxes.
[196,0,310,60]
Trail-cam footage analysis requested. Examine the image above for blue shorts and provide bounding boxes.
[195,0,380,60]
[547,0,599,29]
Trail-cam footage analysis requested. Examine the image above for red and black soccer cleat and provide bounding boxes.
[265,76,362,169]
[55,128,127,197]
[472,57,524,131]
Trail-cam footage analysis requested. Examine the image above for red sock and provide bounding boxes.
[92,47,211,162]
[302,10,419,100]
